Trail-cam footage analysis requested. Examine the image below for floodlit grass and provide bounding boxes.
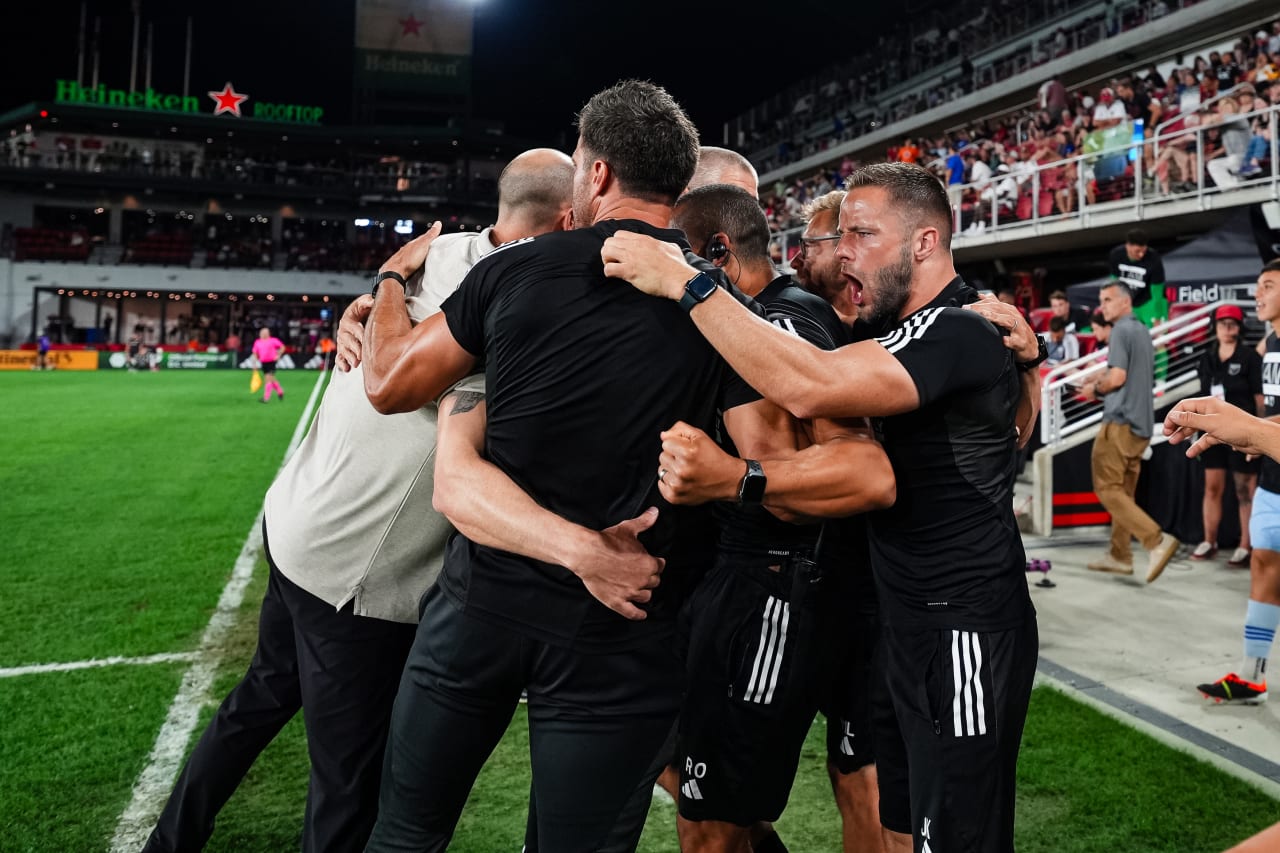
[1,371,1276,852]
[0,662,185,852]
[0,371,310,666]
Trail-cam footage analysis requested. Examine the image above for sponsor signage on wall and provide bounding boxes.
[0,350,99,370]
[53,80,324,124]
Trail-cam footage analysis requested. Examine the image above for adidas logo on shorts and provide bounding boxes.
[680,779,704,800]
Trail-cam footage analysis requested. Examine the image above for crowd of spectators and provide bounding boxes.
[4,129,481,198]
[743,0,1201,174]
[762,22,1280,236]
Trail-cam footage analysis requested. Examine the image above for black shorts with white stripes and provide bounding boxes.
[675,552,826,826]
[872,607,1038,852]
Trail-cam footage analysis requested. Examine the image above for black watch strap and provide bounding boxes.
[1017,338,1050,371]
[372,270,407,298]
[737,459,767,505]
[679,271,719,313]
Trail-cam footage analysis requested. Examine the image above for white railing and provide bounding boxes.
[773,102,1279,261]
[1037,300,1253,446]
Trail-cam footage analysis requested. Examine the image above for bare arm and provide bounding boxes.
[1081,365,1127,401]
[432,391,665,621]
[361,225,477,412]
[657,413,896,523]
[601,232,919,420]
[1013,368,1042,449]
[1165,396,1280,461]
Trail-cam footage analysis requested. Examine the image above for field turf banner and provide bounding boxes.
[97,351,234,369]
[0,350,98,370]
[162,352,234,369]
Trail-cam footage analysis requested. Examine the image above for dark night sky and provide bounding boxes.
[0,0,892,150]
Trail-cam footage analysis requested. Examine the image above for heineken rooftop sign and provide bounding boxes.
[53,80,324,124]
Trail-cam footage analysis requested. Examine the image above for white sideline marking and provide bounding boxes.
[108,369,328,853]
[0,652,199,679]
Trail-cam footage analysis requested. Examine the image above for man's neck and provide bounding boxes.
[898,263,959,319]
[737,267,777,299]
[592,197,674,230]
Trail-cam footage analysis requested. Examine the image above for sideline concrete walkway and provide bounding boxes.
[1024,527,1280,797]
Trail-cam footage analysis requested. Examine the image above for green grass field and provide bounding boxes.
[0,370,1276,852]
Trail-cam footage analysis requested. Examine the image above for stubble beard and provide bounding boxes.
[863,244,915,329]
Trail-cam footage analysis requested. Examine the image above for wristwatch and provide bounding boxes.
[1017,338,1050,372]
[737,459,767,505]
[371,270,407,298]
[679,271,719,312]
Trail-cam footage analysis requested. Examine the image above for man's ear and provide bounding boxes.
[915,225,939,262]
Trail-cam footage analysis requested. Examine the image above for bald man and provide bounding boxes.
[142,148,574,853]
[687,145,760,197]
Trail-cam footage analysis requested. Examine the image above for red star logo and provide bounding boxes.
[399,12,423,36]
[207,82,249,117]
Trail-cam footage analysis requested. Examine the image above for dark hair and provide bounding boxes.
[575,80,700,205]
[1049,316,1067,332]
[1049,289,1068,301]
[1125,227,1148,245]
[846,162,953,249]
[1264,259,1280,274]
[673,184,771,263]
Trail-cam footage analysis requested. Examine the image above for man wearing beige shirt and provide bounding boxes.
[141,148,573,853]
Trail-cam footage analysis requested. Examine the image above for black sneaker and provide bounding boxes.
[1197,672,1268,704]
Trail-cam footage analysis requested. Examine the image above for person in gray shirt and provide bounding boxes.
[1082,281,1180,582]
[1206,96,1252,189]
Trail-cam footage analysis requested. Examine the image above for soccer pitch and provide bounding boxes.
[1,370,1276,852]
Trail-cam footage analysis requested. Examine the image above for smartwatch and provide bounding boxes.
[1017,338,1050,372]
[679,271,719,313]
[372,270,407,298]
[737,459,767,505]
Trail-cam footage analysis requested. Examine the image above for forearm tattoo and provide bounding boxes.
[449,391,484,416]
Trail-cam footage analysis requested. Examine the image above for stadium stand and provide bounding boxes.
[0,92,519,354]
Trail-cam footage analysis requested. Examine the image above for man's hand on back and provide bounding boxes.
[965,294,1040,361]
[601,231,698,300]
[565,507,665,621]
[335,295,374,371]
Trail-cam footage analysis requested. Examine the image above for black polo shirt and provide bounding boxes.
[439,219,759,652]
[714,276,849,560]
[868,277,1030,630]
[1199,342,1262,415]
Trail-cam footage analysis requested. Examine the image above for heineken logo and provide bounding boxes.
[53,79,324,124]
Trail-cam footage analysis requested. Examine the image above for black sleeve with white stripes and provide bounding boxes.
[764,288,845,352]
[875,307,1010,407]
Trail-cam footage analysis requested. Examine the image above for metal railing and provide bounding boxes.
[743,0,1204,173]
[1037,301,1253,446]
[773,101,1279,261]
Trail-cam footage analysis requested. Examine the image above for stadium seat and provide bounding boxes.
[1029,308,1055,333]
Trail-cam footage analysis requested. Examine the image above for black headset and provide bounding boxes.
[705,234,729,261]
